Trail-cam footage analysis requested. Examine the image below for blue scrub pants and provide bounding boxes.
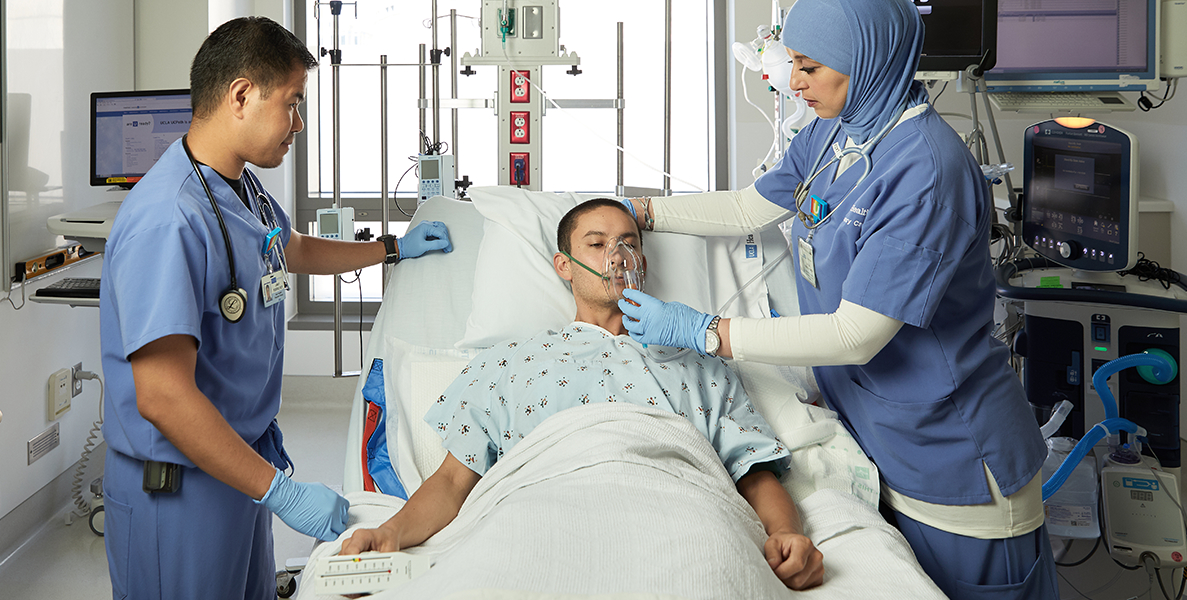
[893,510,1058,600]
[103,447,275,600]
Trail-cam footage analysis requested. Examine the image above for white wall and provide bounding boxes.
[0,0,133,526]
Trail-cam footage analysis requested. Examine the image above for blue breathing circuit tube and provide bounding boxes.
[1040,350,1177,501]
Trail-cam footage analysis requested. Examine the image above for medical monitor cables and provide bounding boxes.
[182,135,248,323]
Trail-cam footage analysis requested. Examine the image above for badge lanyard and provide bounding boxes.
[246,172,290,308]
[793,102,908,288]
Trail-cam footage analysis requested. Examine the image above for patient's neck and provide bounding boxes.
[574,304,628,336]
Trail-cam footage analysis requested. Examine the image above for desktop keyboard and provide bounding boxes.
[988,92,1135,113]
[36,278,101,299]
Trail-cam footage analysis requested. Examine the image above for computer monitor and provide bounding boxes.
[1022,119,1139,272]
[90,89,191,188]
[985,0,1160,92]
[911,0,998,73]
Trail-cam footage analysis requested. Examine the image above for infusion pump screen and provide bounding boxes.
[1026,137,1124,246]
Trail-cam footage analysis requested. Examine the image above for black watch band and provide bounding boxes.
[377,234,400,264]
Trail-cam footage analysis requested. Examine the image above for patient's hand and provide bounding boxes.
[339,523,401,555]
[764,531,824,590]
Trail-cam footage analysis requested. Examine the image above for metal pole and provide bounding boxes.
[332,5,344,377]
[451,9,459,175]
[663,0,672,195]
[431,0,441,144]
[419,44,427,151]
[617,22,624,194]
[380,55,390,290]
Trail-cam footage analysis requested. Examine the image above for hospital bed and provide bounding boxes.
[296,188,945,599]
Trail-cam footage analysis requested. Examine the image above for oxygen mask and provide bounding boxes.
[603,237,645,302]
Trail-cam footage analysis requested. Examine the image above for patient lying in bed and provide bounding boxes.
[342,199,824,591]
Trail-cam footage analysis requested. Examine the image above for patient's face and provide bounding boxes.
[566,206,644,309]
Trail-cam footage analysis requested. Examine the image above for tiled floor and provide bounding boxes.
[0,375,356,599]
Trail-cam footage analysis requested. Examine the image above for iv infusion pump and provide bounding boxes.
[418,154,455,206]
[316,206,355,240]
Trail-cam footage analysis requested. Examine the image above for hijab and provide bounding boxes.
[782,0,928,144]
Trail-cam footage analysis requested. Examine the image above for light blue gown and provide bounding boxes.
[426,323,790,481]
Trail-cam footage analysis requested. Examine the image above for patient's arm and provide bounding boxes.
[340,452,481,554]
[736,469,825,590]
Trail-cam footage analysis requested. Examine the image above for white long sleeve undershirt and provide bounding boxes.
[650,186,903,367]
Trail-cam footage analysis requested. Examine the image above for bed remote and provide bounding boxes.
[310,551,429,595]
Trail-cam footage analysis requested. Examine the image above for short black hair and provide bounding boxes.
[190,16,318,120]
[556,198,641,255]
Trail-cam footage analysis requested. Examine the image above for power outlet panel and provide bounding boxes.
[510,70,530,103]
[510,111,529,144]
[48,368,71,420]
[71,362,83,397]
[510,153,530,186]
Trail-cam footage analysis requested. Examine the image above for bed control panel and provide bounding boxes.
[309,551,429,595]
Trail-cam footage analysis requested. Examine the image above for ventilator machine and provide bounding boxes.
[998,118,1187,571]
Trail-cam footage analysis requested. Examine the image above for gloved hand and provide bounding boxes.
[618,288,715,353]
[258,469,349,541]
[397,220,453,259]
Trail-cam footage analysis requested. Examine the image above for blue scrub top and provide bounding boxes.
[99,138,292,466]
[755,99,1046,505]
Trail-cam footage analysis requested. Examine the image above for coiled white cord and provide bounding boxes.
[69,371,104,519]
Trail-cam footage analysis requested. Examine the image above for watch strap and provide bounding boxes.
[378,234,400,265]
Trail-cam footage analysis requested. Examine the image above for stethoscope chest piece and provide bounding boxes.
[220,288,248,323]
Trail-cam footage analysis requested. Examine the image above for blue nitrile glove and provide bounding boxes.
[619,288,715,353]
[398,220,453,259]
[258,469,349,541]
[619,198,638,220]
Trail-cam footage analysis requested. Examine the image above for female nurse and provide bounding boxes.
[618,0,1057,598]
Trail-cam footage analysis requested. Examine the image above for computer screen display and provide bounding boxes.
[985,0,1159,92]
[90,89,191,187]
[1022,121,1138,271]
[912,0,998,73]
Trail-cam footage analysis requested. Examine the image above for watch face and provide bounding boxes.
[705,329,720,355]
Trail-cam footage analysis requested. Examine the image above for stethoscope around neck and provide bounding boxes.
[181,134,276,324]
[793,103,907,233]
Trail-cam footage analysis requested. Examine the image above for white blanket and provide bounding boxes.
[303,404,945,600]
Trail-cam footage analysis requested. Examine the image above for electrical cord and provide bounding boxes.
[1156,566,1184,600]
[1138,79,1178,111]
[69,371,104,519]
[1118,253,1187,292]
[339,268,365,372]
[930,80,949,104]
[2,277,27,310]
[1055,536,1100,568]
[393,159,419,218]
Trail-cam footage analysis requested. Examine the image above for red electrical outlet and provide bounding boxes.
[510,111,529,143]
[510,70,530,103]
[510,152,530,186]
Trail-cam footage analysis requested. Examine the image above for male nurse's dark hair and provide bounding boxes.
[190,16,318,120]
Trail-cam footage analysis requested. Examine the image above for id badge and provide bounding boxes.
[798,236,818,288]
[261,271,287,307]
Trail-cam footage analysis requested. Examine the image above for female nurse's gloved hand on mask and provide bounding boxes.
[618,288,715,354]
[398,220,453,259]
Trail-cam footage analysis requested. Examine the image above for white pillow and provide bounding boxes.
[456,187,730,349]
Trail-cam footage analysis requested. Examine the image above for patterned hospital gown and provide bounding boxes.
[425,322,790,481]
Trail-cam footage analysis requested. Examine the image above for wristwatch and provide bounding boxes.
[704,315,722,356]
[377,234,400,265]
